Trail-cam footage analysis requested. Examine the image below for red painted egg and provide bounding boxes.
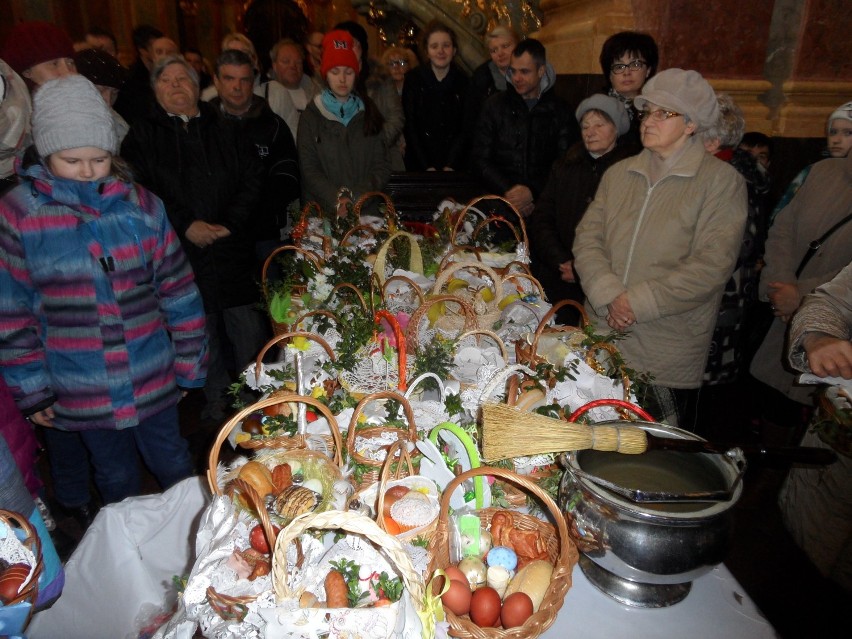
[0,563,31,604]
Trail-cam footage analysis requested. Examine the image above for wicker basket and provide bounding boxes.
[262,244,324,336]
[427,467,578,639]
[204,474,289,622]
[382,274,426,316]
[437,245,483,273]
[207,393,344,494]
[451,195,528,251]
[405,294,478,354]
[326,282,370,315]
[431,261,504,331]
[346,390,420,491]
[270,510,425,622]
[0,508,43,630]
[451,329,509,389]
[291,201,331,250]
[352,191,400,231]
[349,440,441,546]
[514,300,588,368]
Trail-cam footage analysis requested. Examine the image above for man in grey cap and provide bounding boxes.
[574,68,748,430]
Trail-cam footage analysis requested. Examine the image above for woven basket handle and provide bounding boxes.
[438,467,571,566]
[207,394,344,494]
[499,260,533,277]
[271,510,424,604]
[477,363,537,405]
[567,398,655,423]
[584,341,632,403]
[403,372,447,402]
[453,194,529,247]
[375,440,415,533]
[456,329,508,362]
[291,202,326,246]
[353,191,398,228]
[471,214,522,245]
[431,260,502,306]
[293,309,341,331]
[374,310,408,391]
[404,294,477,353]
[228,478,277,558]
[261,245,323,299]
[437,245,482,273]
[346,389,418,453]
[372,231,425,284]
[254,331,336,385]
[340,223,383,247]
[503,271,547,301]
[382,274,425,309]
[327,282,369,313]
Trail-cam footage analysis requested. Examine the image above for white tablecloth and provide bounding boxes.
[545,563,776,639]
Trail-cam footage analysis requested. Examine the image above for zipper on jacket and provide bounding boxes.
[623,181,655,285]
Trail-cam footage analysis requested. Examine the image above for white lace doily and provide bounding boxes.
[0,521,36,589]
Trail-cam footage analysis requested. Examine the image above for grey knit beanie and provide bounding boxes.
[576,94,630,136]
[33,75,118,157]
[634,68,719,132]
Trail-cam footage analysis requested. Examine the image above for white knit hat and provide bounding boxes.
[828,101,852,126]
[32,75,117,157]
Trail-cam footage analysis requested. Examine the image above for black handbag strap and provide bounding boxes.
[796,209,852,278]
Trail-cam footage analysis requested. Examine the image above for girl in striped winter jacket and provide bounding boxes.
[0,75,208,514]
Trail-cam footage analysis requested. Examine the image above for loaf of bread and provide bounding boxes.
[503,559,553,611]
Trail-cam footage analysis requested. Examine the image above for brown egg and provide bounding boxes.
[241,414,265,435]
[0,563,30,604]
[381,485,411,518]
[469,586,501,627]
[444,566,468,585]
[441,577,472,616]
[500,592,534,629]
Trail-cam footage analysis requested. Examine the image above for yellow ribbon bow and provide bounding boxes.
[418,569,449,639]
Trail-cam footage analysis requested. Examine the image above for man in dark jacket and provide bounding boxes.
[209,49,300,267]
[122,55,268,423]
[472,39,575,217]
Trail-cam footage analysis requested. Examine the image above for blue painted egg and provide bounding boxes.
[486,546,518,572]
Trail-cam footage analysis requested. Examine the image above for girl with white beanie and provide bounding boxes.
[0,75,208,521]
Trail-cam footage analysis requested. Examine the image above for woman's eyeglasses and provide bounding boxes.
[638,109,683,122]
[388,59,408,68]
[611,59,647,74]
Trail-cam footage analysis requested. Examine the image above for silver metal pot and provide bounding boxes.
[558,421,746,608]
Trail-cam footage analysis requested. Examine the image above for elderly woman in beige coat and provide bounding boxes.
[573,69,747,428]
[750,150,852,431]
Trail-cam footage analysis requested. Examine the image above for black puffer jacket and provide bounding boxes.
[211,95,300,243]
[471,64,575,199]
[121,101,262,312]
[402,64,469,171]
[528,140,639,321]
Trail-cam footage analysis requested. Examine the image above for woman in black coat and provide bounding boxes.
[528,94,640,325]
[402,20,469,171]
